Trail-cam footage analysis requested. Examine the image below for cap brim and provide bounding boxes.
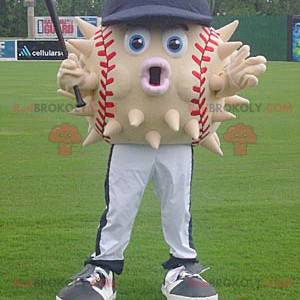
[102,5,212,27]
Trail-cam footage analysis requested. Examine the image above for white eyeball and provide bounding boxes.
[124,28,151,55]
[162,28,188,58]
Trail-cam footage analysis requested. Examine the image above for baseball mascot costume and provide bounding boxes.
[56,0,267,299]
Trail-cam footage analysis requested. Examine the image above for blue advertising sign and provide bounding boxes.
[0,40,16,61]
[77,16,99,38]
[17,40,65,61]
[292,19,300,61]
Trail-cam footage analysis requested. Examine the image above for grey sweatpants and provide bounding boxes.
[89,144,198,274]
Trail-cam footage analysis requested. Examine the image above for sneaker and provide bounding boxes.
[56,264,116,300]
[161,264,218,300]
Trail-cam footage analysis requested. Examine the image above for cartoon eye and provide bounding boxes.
[124,28,151,55]
[130,35,145,51]
[162,29,188,58]
[167,36,183,52]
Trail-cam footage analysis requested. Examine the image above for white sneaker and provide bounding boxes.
[56,264,116,300]
[162,265,218,300]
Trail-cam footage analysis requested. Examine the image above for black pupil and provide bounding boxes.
[169,38,181,50]
[132,37,144,49]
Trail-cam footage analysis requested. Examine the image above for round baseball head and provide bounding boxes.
[92,23,225,147]
[65,16,264,155]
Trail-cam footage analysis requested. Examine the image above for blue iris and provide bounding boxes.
[129,34,145,52]
[167,36,183,53]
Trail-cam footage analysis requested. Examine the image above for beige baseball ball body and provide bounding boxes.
[57,18,266,156]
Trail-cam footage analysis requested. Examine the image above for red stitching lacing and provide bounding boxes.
[94,26,116,142]
[191,27,220,145]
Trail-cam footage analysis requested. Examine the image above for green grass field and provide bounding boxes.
[0,61,299,300]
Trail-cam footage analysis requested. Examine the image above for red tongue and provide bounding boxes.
[149,67,161,86]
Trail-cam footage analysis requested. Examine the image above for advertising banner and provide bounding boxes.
[34,16,100,39]
[17,40,65,61]
[35,16,76,39]
[290,15,300,61]
[0,40,16,61]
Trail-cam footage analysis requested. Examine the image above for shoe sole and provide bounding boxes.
[56,292,117,300]
[161,286,218,300]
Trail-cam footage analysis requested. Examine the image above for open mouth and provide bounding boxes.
[141,57,171,96]
[149,67,162,86]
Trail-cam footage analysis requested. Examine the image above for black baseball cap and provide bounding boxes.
[101,0,212,27]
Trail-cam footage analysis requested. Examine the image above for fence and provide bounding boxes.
[213,16,288,61]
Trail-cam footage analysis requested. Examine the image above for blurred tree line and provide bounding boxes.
[1,0,300,37]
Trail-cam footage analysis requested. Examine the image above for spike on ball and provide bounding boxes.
[201,135,224,156]
[145,131,161,149]
[128,109,144,127]
[104,119,122,137]
[65,41,80,57]
[68,39,93,57]
[184,119,200,140]
[165,109,180,132]
[83,128,102,146]
[75,17,98,39]
[217,20,239,42]
[218,42,242,60]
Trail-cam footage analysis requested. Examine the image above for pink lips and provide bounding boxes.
[141,57,171,96]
